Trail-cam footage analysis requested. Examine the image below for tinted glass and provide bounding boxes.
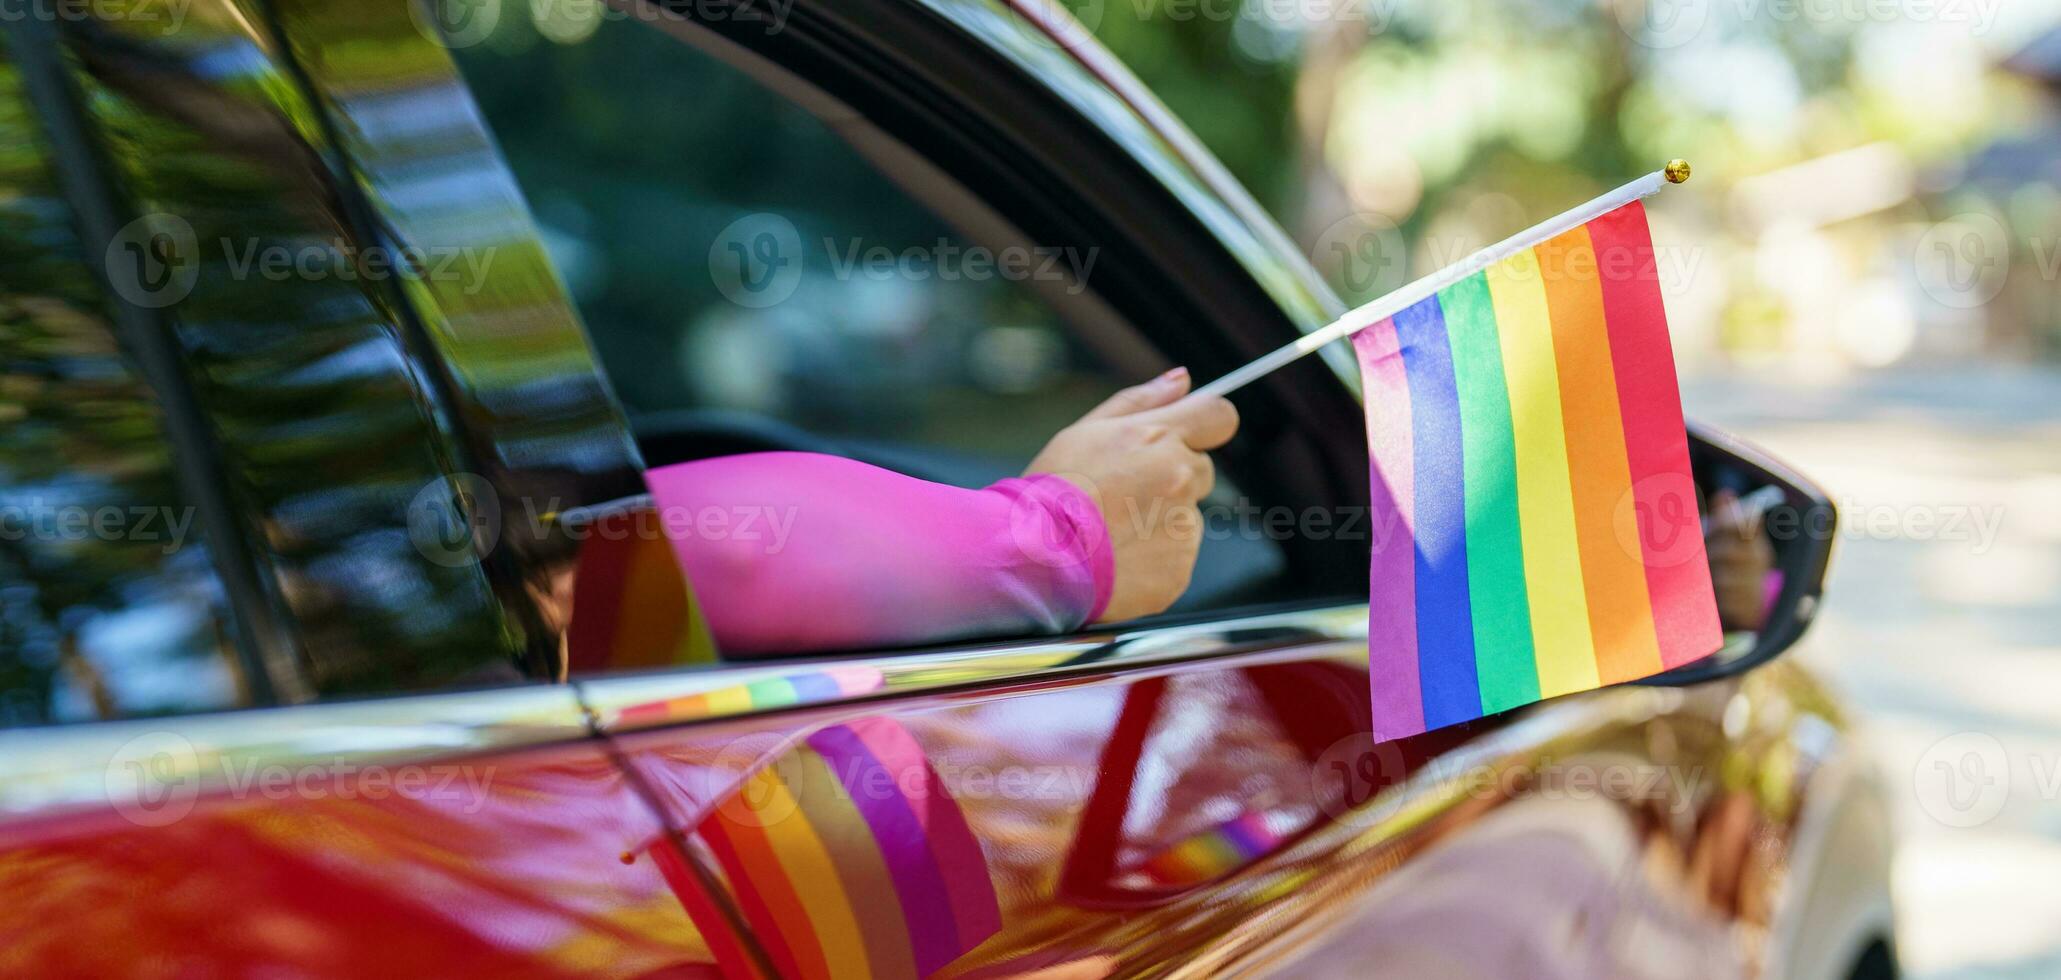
[1,0,655,711]
[0,43,249,726]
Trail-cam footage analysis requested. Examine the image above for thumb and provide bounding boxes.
[1081,367,1190,421]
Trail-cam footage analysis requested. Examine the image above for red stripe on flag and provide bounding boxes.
[699,787,828,980]
[1589,202,1723,668]
[649,841,772,980]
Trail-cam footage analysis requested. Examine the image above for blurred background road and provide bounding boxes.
[1686,367,2061,979]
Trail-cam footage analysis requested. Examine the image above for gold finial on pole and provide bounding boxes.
[1664,159,1692,184]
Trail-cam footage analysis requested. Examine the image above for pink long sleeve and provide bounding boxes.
[641,452,1114,656]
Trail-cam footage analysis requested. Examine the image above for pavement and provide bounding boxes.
[1684,364,2061,980]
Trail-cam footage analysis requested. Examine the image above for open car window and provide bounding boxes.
[455,11,1123,479]
[448,11,1300,659]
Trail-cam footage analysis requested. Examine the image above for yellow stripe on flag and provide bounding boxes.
[1485,251,1601,697]
[753,763,875,980]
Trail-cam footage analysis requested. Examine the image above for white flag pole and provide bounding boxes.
[1194,161,1691,399]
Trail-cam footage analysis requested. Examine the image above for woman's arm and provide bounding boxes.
[645,367,1237,655]
[644,452,1113,654]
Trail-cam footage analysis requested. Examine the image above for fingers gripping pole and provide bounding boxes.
[1193,164,1687,400]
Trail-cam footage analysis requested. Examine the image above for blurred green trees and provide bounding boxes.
[1069,0,2056,364]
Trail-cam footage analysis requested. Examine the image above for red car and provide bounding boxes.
[0,0,1892,976]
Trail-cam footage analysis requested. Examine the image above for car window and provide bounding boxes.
[450,12,1125,479]
[447,12,1294,646]
[0,50,250,727]
[0,8,641,721]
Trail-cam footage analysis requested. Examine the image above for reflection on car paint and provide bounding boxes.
[565,499,720,675]
[605,640,1843,977]
[617,665,888,727]
[1134,812,1282,887]
[668,717,1003,979]
[0,735,716,976]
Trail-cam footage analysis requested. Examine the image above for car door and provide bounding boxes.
[0,7,735,975]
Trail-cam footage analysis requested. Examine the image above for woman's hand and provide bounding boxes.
[1705,488,1777,632]
[1025,367,1240,623]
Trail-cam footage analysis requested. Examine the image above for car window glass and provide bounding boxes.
[450,13,1122,477]
[0,47,250,727]
[8,5,635,715]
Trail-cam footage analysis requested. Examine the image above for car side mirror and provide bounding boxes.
[1642,422,1837,686]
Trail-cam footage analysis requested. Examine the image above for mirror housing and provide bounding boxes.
[1643,422,1837,686]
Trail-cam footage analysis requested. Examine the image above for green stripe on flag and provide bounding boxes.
[1438,272,1542,712]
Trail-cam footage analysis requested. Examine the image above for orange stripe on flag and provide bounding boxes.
[706,771,835,980]
[1536,228,1664,684]
[1588,202,1724,668]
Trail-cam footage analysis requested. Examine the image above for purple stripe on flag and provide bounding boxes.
[805,723,965,975]
[1353,318,1425,740]
[847,717,1001,954]
[1394,296,1481,730]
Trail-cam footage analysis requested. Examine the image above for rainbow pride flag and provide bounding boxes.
[689,717,1001,979]
[1138,811,1281,886]
[1355,200,1721,741]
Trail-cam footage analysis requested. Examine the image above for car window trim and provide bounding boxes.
[0,683,595,820]
[573,600,1368,733]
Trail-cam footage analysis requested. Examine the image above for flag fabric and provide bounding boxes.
[1355,200,1721,742]
[688,717,1002,980]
